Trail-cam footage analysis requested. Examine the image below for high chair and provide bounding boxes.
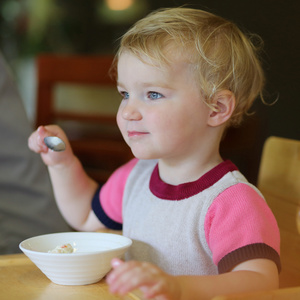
[35,54,133,183]
[213,136,300,299]
[257,136,300,288]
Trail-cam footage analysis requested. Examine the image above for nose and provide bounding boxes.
[120,99,142,121]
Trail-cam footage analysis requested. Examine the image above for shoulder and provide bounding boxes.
[99,158,157,210]
[100,158,139,197]
[205,180,275,236]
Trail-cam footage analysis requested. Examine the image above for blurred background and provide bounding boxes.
[0,0,299,183]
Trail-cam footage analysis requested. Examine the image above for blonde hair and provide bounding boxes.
[114,7,265,127]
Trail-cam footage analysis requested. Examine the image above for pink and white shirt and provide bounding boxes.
[92,159,280,275]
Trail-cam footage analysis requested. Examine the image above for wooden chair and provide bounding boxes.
[213,136,300,299]
[212,286,300,300]
[35,54,132,183]
[256,136,300,288]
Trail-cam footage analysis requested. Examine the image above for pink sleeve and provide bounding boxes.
[99,158,139,223]
[204,183,280,267]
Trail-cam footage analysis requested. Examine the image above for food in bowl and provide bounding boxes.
[48,243,74,253]
[19,232,132,285]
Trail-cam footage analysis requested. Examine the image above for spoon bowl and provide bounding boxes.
[44,136,66,152]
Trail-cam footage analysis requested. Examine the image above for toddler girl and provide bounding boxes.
[29,7,280,300]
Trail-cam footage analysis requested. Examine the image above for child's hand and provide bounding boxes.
[106,258,180,300]
[28,125,73,167]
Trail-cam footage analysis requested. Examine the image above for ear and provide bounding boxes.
[207,90,235,127]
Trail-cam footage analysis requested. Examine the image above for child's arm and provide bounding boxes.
[106,258,279,300]
[28,125,105,231]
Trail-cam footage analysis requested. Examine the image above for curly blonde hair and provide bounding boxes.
[114,7,265,127]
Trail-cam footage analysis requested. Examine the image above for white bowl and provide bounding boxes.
[19,232,132,286]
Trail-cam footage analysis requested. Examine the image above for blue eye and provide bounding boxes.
[148,92,163,100]
[120,91,129,100]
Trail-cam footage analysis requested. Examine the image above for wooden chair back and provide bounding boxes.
[214,136,300,299]
[35,54,132,183]
[257,136,300,288]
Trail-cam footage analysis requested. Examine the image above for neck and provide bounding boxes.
[158,129,224,185]
[158,156,223,185]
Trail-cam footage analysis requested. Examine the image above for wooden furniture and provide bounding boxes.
[213,136,300,299]
[257,136,300,288]
[0,253,140,300]
[3,253,299,300]
[35,54,132,183]
[212,286,300,300]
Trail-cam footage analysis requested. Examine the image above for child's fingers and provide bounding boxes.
[107,260,163,296]
[36,125,65,152]
[28,124,73,167]
[37,126,49,151]
[28,127,48,153]
[107,259,129,286]
[107,261,143,295]
[111,258,124,269]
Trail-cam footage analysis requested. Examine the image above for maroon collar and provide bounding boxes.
[149,160,238,200]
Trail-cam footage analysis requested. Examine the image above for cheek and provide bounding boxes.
[151,113,183,141]
[116,109,125,133]
[158,107,202,139]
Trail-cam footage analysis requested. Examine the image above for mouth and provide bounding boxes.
[127,131,149,138]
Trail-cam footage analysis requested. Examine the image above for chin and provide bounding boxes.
[130,150,157,161]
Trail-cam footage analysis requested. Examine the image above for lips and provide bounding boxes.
[127,131,149,137]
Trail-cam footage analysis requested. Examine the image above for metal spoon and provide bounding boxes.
[44,136,66,152]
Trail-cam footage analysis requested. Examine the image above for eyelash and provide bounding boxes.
[120,91,129,100]
[148,92,163,100]
[119,91,163,101]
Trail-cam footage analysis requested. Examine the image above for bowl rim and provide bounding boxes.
[19,232,132,256]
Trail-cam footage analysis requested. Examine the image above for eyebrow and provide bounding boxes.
[117,81,174,90]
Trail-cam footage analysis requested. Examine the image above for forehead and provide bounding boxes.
[117,51,195,84]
